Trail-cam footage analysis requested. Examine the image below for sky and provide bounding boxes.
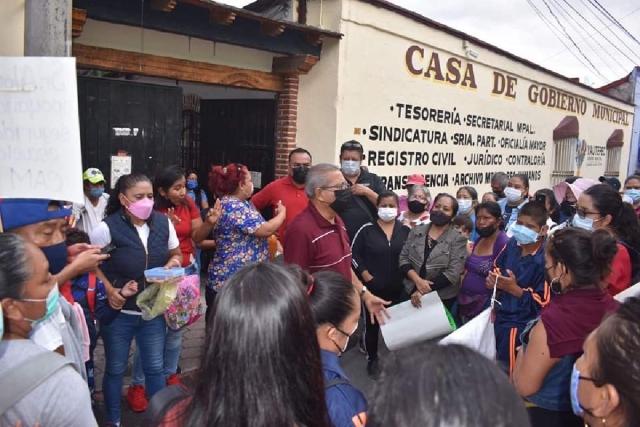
[218,0,640,87]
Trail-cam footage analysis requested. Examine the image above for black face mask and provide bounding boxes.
[560,200,576,217]
[495,190,506,199]
[330,189,351,213]
[408,200,427,214]
[430,210,452,226]
[291,166,309,185]
[476,225,497,238]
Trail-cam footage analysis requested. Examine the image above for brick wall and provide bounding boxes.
[275,75,299,178]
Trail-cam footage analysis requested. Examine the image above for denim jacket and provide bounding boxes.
[398,223,468,301]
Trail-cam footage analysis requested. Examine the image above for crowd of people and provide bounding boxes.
[2,139,640,427]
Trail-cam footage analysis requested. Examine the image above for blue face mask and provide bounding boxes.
[510,224,539,245]
[572,215,595,232]
[89,188,104,198]
[40,242,68,275]
[341,160,360,176]
[570,363,584,416]
[187,180,198,190]
[0,304,3,340]
[22,284,60,326]
[625,189,640,203]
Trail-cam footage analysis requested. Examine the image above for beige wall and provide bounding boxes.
[75,19,279,73]
[0,0,25,56]
[298,0,634,195]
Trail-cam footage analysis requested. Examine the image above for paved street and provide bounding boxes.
[92,311,378,426]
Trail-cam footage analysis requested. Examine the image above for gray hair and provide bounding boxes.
[305,163,341,199]
[490,172,509,189]
[0,234,33,300]
[408,185,432,203]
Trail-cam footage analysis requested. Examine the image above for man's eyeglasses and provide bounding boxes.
[322,181,349,191]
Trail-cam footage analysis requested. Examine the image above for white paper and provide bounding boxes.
[440,307,496,360]
[250,171,262,188]
[614,282,640,302]
[380,293,453,351]
[111,156,132,188]
[0,57,84,203]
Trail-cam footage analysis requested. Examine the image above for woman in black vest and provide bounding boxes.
[89,173,182,426]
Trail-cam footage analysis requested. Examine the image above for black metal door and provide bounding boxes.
[77,77,182,186]
[199,99,277,191]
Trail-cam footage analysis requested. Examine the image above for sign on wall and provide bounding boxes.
[338,39,633,194]
[0,57,84,203]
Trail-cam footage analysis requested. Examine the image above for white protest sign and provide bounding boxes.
[380,293,454,351]
[0,57,83,203]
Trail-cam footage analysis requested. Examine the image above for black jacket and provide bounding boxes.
[336,168,385,242]
[351,220,410,300]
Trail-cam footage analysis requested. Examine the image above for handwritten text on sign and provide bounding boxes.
[0,57,83,203]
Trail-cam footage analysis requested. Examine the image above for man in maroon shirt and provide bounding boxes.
[252,148,312,247]
[284,163,391,324]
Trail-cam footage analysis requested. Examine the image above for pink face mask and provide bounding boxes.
[125,197,154,220]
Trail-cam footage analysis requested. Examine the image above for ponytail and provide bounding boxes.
[208,164,249,197]
[590,228,619,282]
[105,173,152,216]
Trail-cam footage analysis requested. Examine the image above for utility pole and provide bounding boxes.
[24,0,72,57]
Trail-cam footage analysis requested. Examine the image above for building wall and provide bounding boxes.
[75,19,279,73]
[628,68,640,175]
[299,0,634,194]
[0,0,25,56]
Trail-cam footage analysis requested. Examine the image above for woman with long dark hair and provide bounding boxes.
[576,184,640,295]
[128,165,221,410]
[457,202,508,323]
[299,269,368,425]
[513,228,619,427]
[90,173,182,426]
[186,169,209,210]
[153,262,329,427]
[572,296,640,426]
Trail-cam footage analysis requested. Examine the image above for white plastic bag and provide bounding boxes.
[439,307,496,360]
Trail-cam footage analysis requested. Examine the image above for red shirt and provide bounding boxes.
[158,198,200,267]
[607,243,632,296]
[283,203,353,280]
[251,175,308,246]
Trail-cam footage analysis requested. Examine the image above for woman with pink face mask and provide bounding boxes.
[89,173,182,426]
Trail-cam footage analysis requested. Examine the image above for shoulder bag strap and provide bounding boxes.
[352,194,376,224]
[0,351,75,414]
[325,378,350,389]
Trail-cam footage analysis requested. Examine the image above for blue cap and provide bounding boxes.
[0,199,72,231]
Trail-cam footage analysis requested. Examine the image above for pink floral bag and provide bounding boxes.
[165,275,204,331]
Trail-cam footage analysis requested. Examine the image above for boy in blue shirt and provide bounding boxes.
[487,202,550,379]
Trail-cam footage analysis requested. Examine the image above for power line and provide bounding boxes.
[590,0,640,46]
[557,0,634,71]
[550,0,626,77]
[542,5,640,61]
[583,0,640,60]
[526,0,607,84]
[538,0,608,81]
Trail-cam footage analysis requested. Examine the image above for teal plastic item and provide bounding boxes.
[144,267,185,281]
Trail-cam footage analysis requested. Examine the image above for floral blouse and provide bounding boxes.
[207,196,269,291]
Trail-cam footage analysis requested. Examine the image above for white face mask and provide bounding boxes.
[378,207,398,222]
[457,199,473,215]
[504,187,523,203]
[332,322,358,356]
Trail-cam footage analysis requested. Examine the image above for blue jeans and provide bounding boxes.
[131,263,196,386]
[131,328,184,385]
[100,312,167,423]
